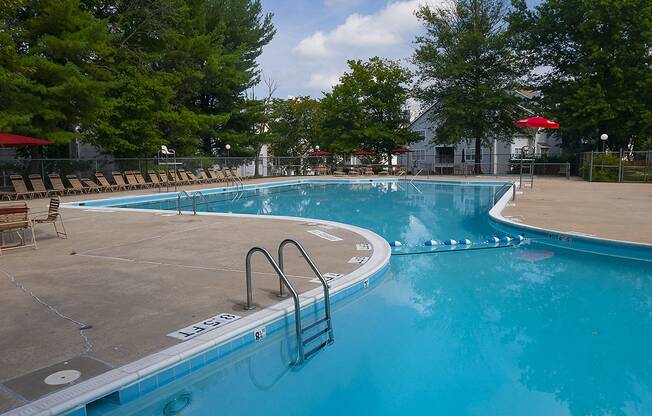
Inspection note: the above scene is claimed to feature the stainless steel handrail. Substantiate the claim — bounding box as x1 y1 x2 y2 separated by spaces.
177 191 191 214
244 247 304 365
177 190 206 215
191 191 206 215
277 239 334 345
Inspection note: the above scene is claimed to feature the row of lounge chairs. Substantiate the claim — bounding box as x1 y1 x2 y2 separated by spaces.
0 167 245 200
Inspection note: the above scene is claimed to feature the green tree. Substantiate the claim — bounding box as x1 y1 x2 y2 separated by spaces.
86 0 274 156
320 57 419 162
509 0 652 152
0 0 114 149
267 97 322 157
413 0 526 173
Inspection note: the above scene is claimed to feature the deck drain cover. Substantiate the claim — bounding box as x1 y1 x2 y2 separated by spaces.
44 369 81 385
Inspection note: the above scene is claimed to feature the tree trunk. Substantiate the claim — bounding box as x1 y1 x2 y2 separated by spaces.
474 138 482 174
254 143 262 177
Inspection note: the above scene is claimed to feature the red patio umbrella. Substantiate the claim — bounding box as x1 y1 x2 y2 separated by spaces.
308 150 332 157
352 150 373 156
514 116 560 129
390 146 412 153
0 132 53 147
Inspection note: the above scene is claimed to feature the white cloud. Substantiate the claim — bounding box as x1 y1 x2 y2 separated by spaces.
294 0 423 58
295 32 329 58
307 72 342 90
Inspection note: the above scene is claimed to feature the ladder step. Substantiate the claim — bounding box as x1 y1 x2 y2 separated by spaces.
304 340 328 360
302 317 328 332
303 327 329 346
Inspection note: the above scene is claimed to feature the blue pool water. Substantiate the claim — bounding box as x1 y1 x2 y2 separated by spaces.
95 181 652 415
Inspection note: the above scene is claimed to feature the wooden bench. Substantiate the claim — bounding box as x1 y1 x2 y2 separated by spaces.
0 202 37 254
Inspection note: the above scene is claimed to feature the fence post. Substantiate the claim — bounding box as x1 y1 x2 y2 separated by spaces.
618 148 623 182
589 151 593 182
566 162 570 179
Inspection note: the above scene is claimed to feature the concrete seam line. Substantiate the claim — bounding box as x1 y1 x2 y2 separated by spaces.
0 267 94 354
74 253 319 280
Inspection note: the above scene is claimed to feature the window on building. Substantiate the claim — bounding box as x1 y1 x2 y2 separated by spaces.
414 149 426 161
465 150 481 161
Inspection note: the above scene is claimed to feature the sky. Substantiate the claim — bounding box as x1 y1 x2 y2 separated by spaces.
256 0 541 100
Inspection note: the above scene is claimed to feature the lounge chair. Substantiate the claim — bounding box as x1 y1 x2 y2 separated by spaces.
112 171 133 190
81 178 102 193
363 167 374 175
185 170 203 184
124 171 141 189
134 171 151 189
348 168 360 176
32 196 67 239
0 201 37 254
29 174 55 197
229 168 245 182
148 171 162 188
222 168 234 182
207 168 221 182
333 168 346 176
177 169 193 185
48 173 74 194
95 172 118 192
169 170 184 186
198 169 211 183
10 175 39 199
157 171 172 187
66 175 86 194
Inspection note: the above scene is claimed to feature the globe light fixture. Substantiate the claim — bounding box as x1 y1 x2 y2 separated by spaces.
600 134 608 152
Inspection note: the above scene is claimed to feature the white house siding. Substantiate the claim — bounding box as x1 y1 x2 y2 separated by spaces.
403 106 561 175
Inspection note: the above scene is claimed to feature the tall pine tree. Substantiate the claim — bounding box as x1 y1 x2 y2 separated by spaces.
413 0 526 173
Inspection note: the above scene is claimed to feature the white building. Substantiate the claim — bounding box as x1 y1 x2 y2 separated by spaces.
400 91 562 175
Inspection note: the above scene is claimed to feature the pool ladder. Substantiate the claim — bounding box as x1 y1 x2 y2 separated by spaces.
177 191 206 215
244 239 334 366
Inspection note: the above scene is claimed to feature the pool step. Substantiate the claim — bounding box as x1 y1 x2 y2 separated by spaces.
302 326 330 346
302 317 328 332
304 340 329 360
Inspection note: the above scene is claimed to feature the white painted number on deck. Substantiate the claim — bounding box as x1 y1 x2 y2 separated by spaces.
307 229 343 242
310 272 344 283
348 256 369 265
356 243 372 251
167 313 241 340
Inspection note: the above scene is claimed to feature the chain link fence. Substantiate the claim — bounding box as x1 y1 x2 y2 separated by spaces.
581 151 652 182
1 153 578 192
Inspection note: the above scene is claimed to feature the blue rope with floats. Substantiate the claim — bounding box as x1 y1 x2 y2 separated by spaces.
390 234 526 256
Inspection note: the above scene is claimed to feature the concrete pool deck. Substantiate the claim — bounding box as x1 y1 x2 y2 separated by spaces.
1 174 650 413
0 180 381 412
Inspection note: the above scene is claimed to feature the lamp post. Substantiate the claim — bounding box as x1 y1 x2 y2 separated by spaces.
225 144 231 157
600 134 608 152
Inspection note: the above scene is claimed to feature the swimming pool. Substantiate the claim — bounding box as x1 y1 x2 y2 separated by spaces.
82 180 652 415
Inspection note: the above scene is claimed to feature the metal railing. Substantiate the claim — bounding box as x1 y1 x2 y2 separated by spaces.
0 153 579 193
244 240 334 365
176 190 206 215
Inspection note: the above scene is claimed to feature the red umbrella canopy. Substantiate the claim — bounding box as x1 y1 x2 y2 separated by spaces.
0 132 53 147
390 146 412 154
352 150 373 156
514 116 560 129
308 150 332 156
